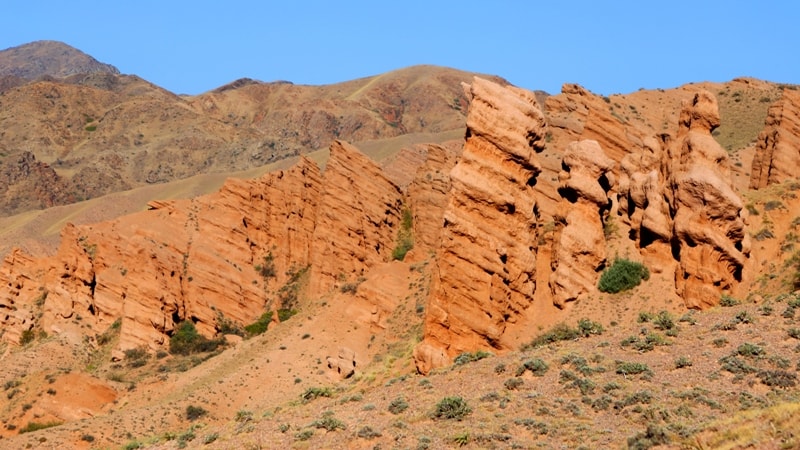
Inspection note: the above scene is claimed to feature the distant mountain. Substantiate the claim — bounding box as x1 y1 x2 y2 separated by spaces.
0 40 119 80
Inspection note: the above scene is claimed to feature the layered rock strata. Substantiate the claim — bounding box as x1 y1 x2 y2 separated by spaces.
749 89 800 189
0 140 404 351
549 140 614 306
414 77 546 374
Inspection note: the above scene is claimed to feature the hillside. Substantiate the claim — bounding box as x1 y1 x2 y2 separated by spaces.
1 42 800 450
0 40 501 216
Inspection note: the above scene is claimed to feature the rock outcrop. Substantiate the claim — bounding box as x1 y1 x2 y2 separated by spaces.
617 136 673 249
749 89 800 189
0 140 407 351
407 144 459 252
0 151 75 213
669 91 750 308
414 77 546 374
549 140 614 306
308 140 404 294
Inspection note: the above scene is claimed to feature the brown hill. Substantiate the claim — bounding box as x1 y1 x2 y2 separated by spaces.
0 51 501 216
0 40 120 80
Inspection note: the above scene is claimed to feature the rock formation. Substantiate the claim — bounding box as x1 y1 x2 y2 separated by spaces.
407 144 459 252
308 140 404 294
414 77 546 374
0 140 407 351
749 89 800 189
669 91 750 308
549 140 615 306
617 135 673 249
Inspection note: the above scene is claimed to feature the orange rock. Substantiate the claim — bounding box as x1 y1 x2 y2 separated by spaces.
669 91 751 308
308 140 404 295
749 89 800 189
549 140 615 306
407 144 459 252
414 77 546 373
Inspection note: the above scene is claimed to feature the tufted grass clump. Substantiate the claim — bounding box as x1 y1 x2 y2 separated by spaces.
432 396 472 421
169 321 225 355
598 258 649 293
453 350 492 366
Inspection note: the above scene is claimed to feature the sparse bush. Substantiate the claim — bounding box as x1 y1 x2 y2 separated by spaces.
504 378 524 390
388 397 409 414
392 208 414 261
516 358 549 377
616 361 652 377
757 370 797 388
627 424 669 450
169 321 225 355
522 323 580 349
312 415 346 432
254 252 276 279
295 429 313 441
432 396 471 420
452 432 470 446
653 311 675 331
357 426 381 439
598 258 649 293
186 405 208 421
80 434 95 442
577 318 604 336
675 356 693 369
737 342 765 357
244 311 273 336
19 328 35 345
719 355 757 374
277 308 297 322
453 350 492 366
19 421 62 433
719 295 740 307
301 386 332 402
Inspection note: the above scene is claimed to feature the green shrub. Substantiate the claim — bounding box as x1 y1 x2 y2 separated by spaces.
19 328 35 345
653 311 676 331
301 386 332 402
719 295 740 307
277 308 297 322
244 311 273 336
675 356 693 369
186 405 208 421
577 318 604 337
392 208 414 261
616 361 652 377
522 323 580 349
19 421 62 433
388 397 409 414
432 396 471 420
598 258 649 293
757 370 797 388
515 358 549 377
453 350 492 366
255 252 276 279
312 415 346 431
357 426 381 439
169 321 225 355
627 424 669 450
504 377 524 390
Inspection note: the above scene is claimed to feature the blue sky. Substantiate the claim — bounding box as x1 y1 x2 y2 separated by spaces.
2 1 797 96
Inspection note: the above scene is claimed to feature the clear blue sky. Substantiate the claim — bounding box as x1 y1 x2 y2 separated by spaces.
2 1 797 96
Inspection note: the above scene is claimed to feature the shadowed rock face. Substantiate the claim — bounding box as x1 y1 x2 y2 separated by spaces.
669 91 750 308
549 140 615 307
749 89 800 189
0 140 407 352
413 77 546 374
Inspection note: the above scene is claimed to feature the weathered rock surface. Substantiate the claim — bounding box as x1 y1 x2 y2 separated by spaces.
407 144 459 252
549 140 614 306
617 136 673 248
669 91 750 308
414 77 546 373
0 151 75 212
749 89 800 189
308 140 404 294
0 141 406 351
326 347 357 379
